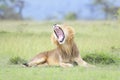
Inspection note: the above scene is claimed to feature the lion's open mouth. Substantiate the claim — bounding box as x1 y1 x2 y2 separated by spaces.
53 24 65 44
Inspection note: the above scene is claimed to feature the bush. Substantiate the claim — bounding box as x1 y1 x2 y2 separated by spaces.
64 12 78 20
9 56 26 65
117 9 120 20
83 53 120 65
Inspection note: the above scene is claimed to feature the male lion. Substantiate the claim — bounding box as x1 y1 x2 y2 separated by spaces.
23 24 92 67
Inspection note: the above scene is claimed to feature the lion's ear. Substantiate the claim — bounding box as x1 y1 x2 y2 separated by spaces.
68 33 74 42
66 26 75 43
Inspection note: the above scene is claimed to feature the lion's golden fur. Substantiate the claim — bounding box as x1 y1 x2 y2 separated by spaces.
51 25 74 55
24 24 92 67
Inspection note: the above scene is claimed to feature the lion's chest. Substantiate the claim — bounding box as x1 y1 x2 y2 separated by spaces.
59 43 78 63
60 50 75 63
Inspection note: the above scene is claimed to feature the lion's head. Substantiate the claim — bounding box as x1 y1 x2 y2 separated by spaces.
52 24 74 46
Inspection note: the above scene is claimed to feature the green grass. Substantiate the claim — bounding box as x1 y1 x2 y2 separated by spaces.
0 21 120 80
0 66 120 80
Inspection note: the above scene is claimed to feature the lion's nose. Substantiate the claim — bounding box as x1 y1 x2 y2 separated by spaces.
53 24 59 29
53 24 58 28
53 24 56 28
54 24 57 26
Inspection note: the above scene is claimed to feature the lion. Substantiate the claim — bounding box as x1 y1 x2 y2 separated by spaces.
23 24 92 67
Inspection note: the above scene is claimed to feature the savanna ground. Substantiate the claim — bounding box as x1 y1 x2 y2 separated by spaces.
0 21 120 80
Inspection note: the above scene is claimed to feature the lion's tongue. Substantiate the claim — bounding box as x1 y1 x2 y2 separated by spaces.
58 35 63 42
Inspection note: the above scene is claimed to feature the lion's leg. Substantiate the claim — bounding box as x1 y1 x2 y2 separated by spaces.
23 57 47 67
74 57 93 67
74 57 95 67
59 62 73 68
37 63 48 67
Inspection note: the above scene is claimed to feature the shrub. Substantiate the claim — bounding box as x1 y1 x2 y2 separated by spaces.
83 53 120 65
64 12 77 20
117 9 120 20
9 56 26 65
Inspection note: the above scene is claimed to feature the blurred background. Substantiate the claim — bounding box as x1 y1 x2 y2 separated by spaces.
0 0 120 21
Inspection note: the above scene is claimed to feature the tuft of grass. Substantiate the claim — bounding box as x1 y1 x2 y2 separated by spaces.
0 31 9 34
83 53 120 65
9 56 27 65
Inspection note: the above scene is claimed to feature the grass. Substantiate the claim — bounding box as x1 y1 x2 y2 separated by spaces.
0 21 120 80
0 66 120 80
